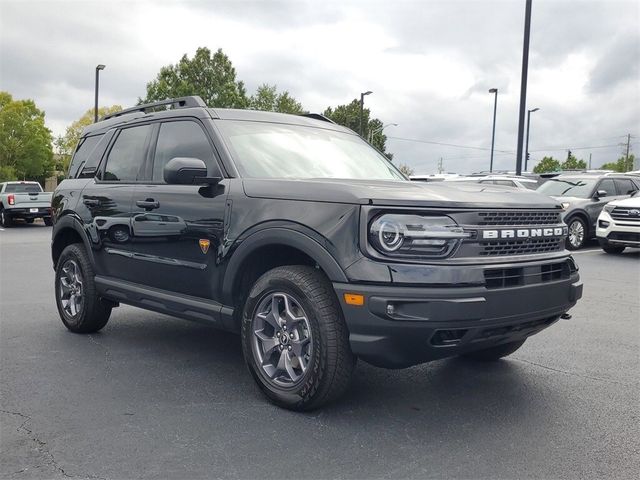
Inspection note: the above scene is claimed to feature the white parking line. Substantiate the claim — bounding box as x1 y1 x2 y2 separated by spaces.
571 248 602 254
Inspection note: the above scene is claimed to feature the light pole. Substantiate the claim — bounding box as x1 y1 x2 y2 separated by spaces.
489 88 498 172
524 107 539 172
369 123 398 143
359 91 372 136
515 0 533 176
94 64 105 123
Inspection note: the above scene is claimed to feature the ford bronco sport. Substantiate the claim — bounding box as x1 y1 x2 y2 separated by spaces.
51 96 583 410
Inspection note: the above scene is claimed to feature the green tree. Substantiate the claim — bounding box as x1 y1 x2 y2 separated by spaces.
57 105 122 156
600 154 635 172
561 154 587 170
398 164 414 176
0 91 53 181
249 84 304 114
533 156 561 173
323 99 393 159
140 47 248 108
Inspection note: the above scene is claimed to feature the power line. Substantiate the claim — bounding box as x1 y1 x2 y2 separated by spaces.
387 136 514 154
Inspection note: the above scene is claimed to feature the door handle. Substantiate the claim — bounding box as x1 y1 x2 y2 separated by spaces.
136 199 160 210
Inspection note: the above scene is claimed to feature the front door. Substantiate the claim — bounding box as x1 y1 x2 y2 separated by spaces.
128 119 228 299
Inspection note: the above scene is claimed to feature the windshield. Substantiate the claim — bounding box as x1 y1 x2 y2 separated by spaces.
536 177 597 198
4 183 42 193
216 120 406 180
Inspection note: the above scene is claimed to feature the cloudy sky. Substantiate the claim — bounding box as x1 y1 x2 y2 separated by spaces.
1 0 638 174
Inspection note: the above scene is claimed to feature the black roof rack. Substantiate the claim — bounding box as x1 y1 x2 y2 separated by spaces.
102 96 207 121
299 113 336 124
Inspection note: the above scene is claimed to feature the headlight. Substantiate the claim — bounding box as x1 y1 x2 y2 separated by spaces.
369 214 470 258
603 204 615 213
561 202 570 210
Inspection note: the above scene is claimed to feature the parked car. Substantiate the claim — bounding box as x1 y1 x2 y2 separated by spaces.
444 175 540 190
596 192 640 253
51 96 582 410
0 181 53 227
536 174 640 249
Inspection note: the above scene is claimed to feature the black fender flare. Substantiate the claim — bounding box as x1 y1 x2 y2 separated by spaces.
51 214 95 268
221 228 348 304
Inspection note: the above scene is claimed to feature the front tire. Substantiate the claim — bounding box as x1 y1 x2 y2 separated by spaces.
566 216 587 250
462 339 526 361
241 266 355 411
599 239 625 254
55 244 111 333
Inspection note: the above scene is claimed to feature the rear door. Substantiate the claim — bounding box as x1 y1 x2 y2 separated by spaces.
128 119 229 299
81 123 153 280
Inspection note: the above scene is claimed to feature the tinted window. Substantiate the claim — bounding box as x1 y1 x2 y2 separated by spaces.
614 178 638 195
152 121 216 182
104 125 152 181
537 177 597 198
216 121 405 180
4 183 42 193
68 134 103 178
598 179 616 196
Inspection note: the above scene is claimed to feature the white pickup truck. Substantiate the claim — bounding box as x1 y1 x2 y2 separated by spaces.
0 181 53 227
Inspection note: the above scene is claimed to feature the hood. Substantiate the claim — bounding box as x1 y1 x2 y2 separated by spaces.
550 196 585 204
606 196 640 208
243 178 562 209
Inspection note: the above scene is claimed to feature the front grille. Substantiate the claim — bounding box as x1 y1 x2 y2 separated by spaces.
480 237 564 256
611 207 640 223
477 210 561 226
484 260 571 289
609 232 640 242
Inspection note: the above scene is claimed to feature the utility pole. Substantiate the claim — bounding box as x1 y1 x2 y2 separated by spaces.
625 133 631 172
438 157 443 174
515 0 533 176
588 153 592 170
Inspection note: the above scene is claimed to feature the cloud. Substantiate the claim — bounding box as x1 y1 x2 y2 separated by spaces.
0 0 638 173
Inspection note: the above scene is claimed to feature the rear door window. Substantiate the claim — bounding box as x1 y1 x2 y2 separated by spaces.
103 125 152 181
614 178 638 195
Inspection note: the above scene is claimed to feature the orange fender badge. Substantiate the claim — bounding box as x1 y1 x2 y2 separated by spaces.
199 239 210 254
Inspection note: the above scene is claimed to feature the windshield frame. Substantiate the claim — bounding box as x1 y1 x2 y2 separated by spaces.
536 177 598 198
213 119 407 181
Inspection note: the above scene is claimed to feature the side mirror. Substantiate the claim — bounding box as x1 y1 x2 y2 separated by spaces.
163 157 209 185
595 189 608 198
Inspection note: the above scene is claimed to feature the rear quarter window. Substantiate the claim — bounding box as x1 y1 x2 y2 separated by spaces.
68 134 104 178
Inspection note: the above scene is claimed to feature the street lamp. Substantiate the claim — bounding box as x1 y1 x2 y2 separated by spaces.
524 107 540 172
359 91 373 136
94 64 106 123
369 123 398 143
488 88 498 172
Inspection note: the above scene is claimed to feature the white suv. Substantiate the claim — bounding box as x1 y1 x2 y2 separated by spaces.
596 193 640 253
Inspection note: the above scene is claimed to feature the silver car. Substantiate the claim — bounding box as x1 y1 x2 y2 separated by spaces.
536 174 640 249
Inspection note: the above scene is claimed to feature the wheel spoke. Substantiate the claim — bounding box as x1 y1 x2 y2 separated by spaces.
255 330 279 357
290 336 310 357
283 352 299 381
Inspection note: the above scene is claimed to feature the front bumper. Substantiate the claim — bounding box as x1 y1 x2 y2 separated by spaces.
333 272 582 368
596 211 640 247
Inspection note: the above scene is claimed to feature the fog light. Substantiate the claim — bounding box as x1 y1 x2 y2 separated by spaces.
599 220 610 228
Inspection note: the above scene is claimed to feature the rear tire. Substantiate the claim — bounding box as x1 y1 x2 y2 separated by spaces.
0 208 12 227
241 265 355 411
44 217 53 226
462 339 526 361
55 243 111 333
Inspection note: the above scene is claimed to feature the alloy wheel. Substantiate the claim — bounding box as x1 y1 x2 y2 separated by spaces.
568 220 585 248
251 292 313 387
59 259 84 318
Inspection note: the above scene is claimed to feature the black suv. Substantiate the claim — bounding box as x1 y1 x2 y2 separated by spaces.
52 96 583 410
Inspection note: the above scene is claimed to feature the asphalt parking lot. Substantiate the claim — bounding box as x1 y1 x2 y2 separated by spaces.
1 222 638 480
